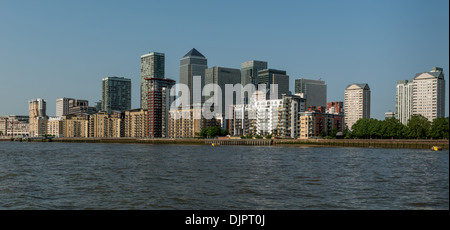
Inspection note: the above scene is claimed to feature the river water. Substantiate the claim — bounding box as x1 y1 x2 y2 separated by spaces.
0 142 448 210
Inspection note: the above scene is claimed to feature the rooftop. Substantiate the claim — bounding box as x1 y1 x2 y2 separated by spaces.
182 48 206 58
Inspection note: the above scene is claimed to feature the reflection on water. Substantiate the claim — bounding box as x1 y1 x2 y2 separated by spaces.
0 142 448 210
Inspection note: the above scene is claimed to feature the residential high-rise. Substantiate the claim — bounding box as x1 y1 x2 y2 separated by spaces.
395 80 413 125
204 66 241 115
102 77 131 114
411 67 446 122
47 116 63 137
145 78 176 138
141 52 165 110
179 48 208 106
344 83 371 130
124 109 148 137
294 78 327 108
257 69 290 100
90 111 123 138
300 106 344 139
277 94 307 138
396 67 445 124
29 98 48 137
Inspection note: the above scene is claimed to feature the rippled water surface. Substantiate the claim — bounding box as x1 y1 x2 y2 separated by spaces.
0 142 448 209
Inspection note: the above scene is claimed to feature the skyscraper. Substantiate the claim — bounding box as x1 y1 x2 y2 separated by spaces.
257 69 290 99
241 60 268 104
344 83 370 130
145 77 176 138
241 60 268 87
294 78 327 108
102 76 131 113
179 48 208 106
141 52 165 109
29 98 47 137
395 80 413 125
56 97 71 117
204 66 241 115
396 67 445 124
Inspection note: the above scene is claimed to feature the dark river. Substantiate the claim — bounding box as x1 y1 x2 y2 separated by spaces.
0 142 448 210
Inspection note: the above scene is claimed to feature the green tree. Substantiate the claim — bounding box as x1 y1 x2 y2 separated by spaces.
368 119 383 139
330 128 339 139
199 126 229 138
380 118 406 139
351 118 371 138
407 114 431 139
428 117 449 139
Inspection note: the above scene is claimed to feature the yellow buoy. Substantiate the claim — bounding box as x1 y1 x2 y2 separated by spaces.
432 146 442 151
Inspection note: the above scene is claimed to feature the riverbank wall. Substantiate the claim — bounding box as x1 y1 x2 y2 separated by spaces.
1 136 448 149
274 139 449 150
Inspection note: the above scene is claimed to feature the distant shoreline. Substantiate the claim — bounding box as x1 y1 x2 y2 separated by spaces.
1 137 448 150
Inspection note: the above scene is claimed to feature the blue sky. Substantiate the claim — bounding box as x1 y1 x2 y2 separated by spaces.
0 0 448 119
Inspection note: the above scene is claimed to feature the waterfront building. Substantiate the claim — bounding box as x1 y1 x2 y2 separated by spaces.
124 109 148 137
395 80 413 125
300 106 344 139
277 94 306 138
230 93 306 138
179 48 208 105
254 99 283 136
396 67 445 124
205 66 241 116
90 111 123 138
102 76 132 113
0 115 29 137
145 78 176 138
344 83 371 130
229 104 255 136
29 98 48 137
47 116 64 137
257 69 290 100
167 105 220 138
411 67 446 122
141 52 165 110
63 114 90 138
294 78 327 108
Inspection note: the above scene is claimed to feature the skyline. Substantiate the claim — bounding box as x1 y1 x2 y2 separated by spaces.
0 0 448 119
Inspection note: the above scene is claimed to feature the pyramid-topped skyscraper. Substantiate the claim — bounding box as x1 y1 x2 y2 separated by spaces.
179 48 208 106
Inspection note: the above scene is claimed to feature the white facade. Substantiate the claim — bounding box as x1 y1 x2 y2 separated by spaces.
254 99 282 136
344 83 371 130
396 67 445 124
395 80 414 125
411 67 445 122
56 97 71 117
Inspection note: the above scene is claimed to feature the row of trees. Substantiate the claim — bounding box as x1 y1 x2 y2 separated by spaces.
349 115 449 139
196 126 229 138
195 115 448 140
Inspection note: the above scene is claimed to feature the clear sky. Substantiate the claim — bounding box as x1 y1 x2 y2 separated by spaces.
0 0 448 119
